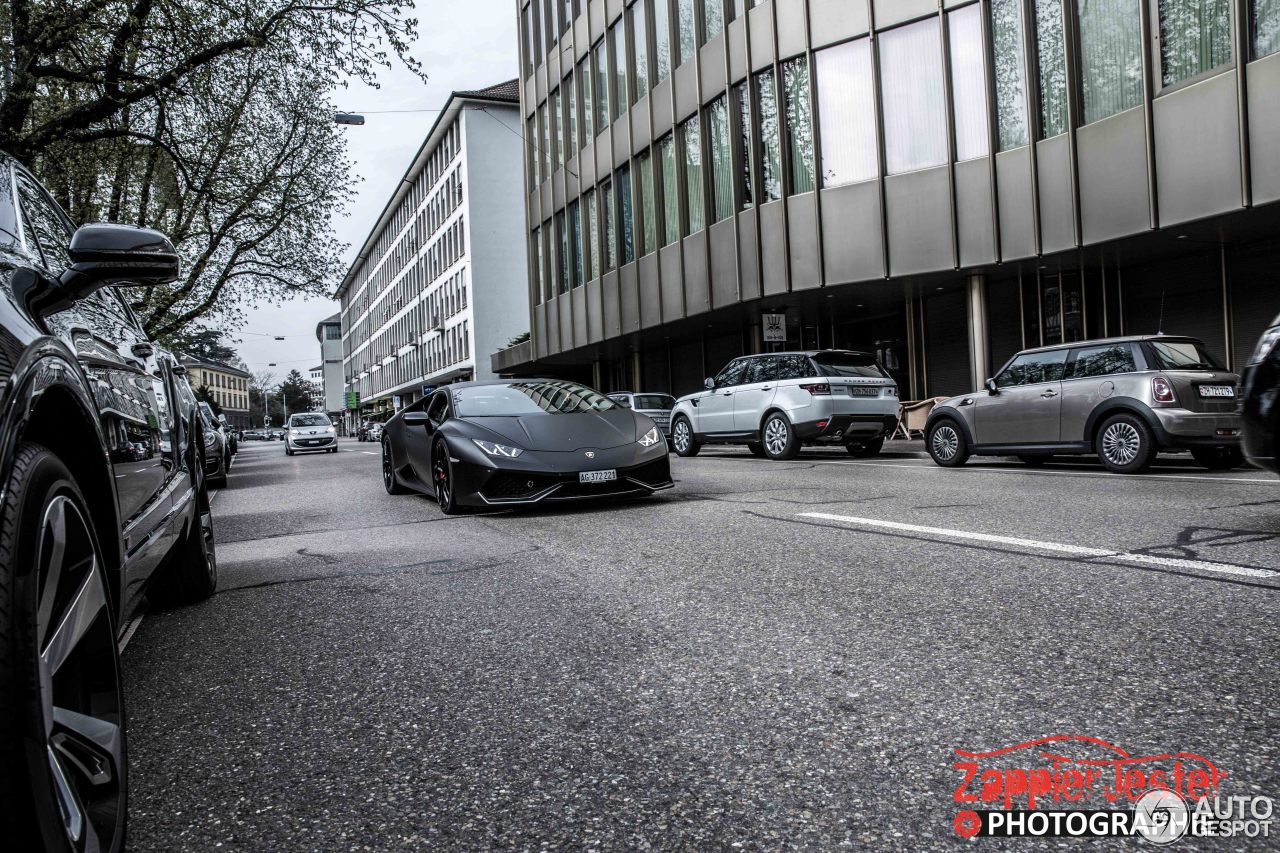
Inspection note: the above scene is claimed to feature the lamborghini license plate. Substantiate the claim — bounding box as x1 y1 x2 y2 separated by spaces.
579 469 617 484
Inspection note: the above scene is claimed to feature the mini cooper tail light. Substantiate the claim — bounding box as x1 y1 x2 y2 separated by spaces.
1152 376 1176 403
799 382 830 395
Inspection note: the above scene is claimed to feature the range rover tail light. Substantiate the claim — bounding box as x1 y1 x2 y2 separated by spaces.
799 382 830 395
1152 376 1176 403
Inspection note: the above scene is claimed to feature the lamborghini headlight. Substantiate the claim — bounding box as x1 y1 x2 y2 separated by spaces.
638 426 662 448
472 439 523 458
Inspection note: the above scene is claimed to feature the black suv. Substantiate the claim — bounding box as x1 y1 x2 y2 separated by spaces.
0 155 218 851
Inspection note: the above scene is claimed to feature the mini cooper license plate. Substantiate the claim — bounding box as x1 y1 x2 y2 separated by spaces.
848 386 880 397
1198 385 1235 398
579 469 617 484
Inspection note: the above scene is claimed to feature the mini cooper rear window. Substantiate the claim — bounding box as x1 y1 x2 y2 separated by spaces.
1146 340 1224 371
811 353 888 378
455 381 617 416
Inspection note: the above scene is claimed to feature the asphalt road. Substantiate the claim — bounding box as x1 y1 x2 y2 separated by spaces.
122 438 1280 850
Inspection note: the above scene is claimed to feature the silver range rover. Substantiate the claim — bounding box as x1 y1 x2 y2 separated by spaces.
925 336 1244 473
608 393 676 439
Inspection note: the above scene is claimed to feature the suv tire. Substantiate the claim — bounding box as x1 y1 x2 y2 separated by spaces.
927 419 970 467
1191 446 1245 471
746 441 766 458
761 413 800 460
846 437 885 458
671 417 700 457
1097 413 1155 474
0 444 128 852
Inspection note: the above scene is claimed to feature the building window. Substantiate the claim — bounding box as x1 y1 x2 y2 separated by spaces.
578 58 594 143
603 179 618 271
638 151 657 254
677 0 696 65
949 5 990 160
564 73 578 155
991 0 1030 149
586 190 600 279
631 1 650 103
681 114 705 234
658 134 681 244
611 22 629 118
1035 0 1068 138
552 88 564 169
879 18 947 174
594 40 611 130
1077 0 1142 123
707 95 733 222
533 226 546 302
782 56 814 195
755 69 782 202
569 200 584 287
526 116 538 183
562 0 575 35
734 82 755 208
654 0 672 81
544 0 557 47
704 0 723 43
539 102 552 179
816 39 877 186
617 164 635 263
1160 0 1232 85
523 2 540 76
556 211 568 294
1257 0 1280 57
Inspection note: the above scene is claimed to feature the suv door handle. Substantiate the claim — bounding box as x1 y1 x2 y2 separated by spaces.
1041 390 1058 398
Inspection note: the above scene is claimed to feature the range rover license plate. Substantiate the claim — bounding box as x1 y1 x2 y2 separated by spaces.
1198 385 1235 398
579 469 617 484
848 386 880 397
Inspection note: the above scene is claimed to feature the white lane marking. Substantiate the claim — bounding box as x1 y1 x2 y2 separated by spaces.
361 451 377 455
798 512 1278 580
117 612 144 652
209 490 220 504
799 458 1277 486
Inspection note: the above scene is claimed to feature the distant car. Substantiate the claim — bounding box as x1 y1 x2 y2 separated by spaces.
366 422 384 443
242 428 265 440
286 412 338 455
197 403 229 487
669 351 899 460
381 380 673 513
217 413 237 456
358 420 375 441
1241 314 1279 475
608 393 676 443
925 335 1244 473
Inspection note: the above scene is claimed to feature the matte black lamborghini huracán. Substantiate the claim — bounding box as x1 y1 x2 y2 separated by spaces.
381 380 674 513
0 154 219 852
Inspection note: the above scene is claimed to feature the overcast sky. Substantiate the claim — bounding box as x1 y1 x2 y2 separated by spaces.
234 1 517 380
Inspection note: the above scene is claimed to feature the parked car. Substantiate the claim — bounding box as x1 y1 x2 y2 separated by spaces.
0 154 217 852
197 402 230 487
925 335 1244 474
286 412 338 455
1241 314 1279 475
358 420 375 441
218 413 237 456
381 380 673 513
366 421 384 443
669 351 899 460
608 392 676 443
242 428 265 440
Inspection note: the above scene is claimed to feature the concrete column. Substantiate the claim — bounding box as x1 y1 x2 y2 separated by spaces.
630 352 643 392
966 273 989 389
592 359 603 391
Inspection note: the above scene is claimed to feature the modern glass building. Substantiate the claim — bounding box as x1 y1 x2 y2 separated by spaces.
498 0 1280 400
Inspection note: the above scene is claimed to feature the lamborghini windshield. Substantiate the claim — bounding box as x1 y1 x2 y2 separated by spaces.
454 381 618 416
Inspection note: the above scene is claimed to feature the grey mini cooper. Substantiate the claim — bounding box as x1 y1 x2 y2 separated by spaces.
925 336 1244 474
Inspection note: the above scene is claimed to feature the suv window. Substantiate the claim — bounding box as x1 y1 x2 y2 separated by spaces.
608 394 633 408
746 356 780 384
775 354 813 381
633 394 674 410
714 359 749 388
997 350 1068 387
16 174 72 273
1069 344 1136 378
811 352 888 378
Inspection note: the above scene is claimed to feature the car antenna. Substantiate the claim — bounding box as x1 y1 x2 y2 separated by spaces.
1156 291 1165 336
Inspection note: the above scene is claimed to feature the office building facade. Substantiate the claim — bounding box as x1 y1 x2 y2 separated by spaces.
500 0 1280 399
181 356 253 429
315 312 345 416
336 81 531 422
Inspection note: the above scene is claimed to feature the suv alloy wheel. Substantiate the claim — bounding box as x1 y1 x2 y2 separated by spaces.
671 417 700 457
761 413 800 460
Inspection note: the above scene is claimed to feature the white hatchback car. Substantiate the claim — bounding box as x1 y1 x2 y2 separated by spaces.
670 351 899 460
286 412 338 455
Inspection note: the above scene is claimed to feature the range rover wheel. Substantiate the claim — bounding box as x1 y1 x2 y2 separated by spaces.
927 419 970 467
746 441 766 458
0 443 127 852
382 440 409 495
1191 446 1245 471
671 417 700 458
761 413 800 460
846 437 885 458
1097 413 1155 474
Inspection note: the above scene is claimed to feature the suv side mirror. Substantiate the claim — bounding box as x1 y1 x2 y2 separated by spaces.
704 377 715 390
985 377 999 395
58 223 180 300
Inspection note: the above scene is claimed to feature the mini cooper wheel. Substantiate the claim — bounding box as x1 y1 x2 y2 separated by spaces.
928 420 970 467
845 437 885 458
671 417 700 457
432 440 464 514
761 413 800 460
382 440 409 495
0 444 127 853
1191 446 1245 471
1097 413 1155 473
